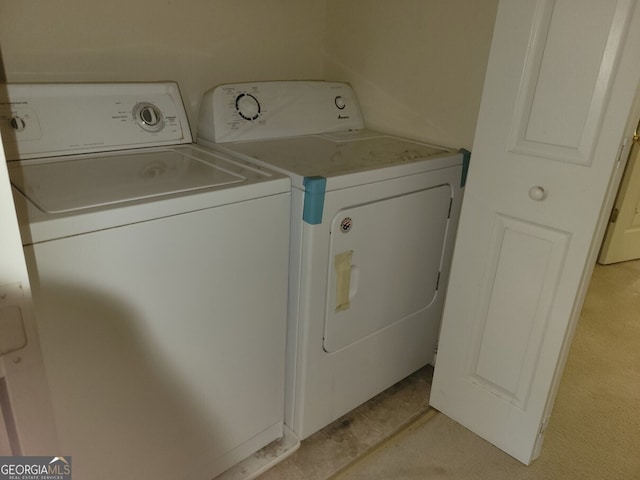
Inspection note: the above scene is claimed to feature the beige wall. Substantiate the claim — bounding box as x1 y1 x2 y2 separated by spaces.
0 0 326 128
324 0 498 149
0 0 497 148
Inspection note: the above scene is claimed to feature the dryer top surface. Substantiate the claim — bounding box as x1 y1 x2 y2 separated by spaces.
210 130 461 189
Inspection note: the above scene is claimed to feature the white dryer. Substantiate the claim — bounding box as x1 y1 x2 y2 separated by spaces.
2 83 291 479
197 81 468 439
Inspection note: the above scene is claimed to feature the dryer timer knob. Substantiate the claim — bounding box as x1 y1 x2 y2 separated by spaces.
235 93 261 121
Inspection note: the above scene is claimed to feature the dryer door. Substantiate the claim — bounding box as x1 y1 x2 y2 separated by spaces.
323 184 452 353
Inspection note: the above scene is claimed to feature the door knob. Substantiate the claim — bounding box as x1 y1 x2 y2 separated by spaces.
529 186 547 201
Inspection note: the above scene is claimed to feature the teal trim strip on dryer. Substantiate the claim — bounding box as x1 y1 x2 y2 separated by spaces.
302 176 327 224
459 148 471 187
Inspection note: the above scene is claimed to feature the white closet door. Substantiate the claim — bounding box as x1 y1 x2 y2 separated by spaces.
431 0 640 464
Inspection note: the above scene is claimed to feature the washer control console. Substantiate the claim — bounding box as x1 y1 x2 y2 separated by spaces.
197 81 365 143
1 82 192 160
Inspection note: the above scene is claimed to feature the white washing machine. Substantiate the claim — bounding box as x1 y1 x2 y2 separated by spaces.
2 82 291 480
197 81 468 439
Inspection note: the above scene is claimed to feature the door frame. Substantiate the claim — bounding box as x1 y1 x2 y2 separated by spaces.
0 130 59 454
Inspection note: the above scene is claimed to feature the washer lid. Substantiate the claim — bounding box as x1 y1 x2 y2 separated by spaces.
9 147 246 213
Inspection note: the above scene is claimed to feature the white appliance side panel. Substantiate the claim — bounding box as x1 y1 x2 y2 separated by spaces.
287 166 463 439
26 194 290 480
323 185 452 352
284 188 306 431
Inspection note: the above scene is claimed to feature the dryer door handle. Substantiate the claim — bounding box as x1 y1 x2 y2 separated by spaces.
335 250 355 312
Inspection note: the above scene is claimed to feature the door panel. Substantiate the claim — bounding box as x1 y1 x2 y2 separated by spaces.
470 215 570 410
509 0 629 165
431 0 640 465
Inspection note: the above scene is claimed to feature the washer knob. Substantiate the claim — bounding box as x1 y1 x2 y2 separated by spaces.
335 96 346 110
140 106 159 126
9 116 26 131
528 186 547 201
133 103 164 132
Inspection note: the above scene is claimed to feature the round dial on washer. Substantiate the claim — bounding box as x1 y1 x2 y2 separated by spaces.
235 93 261 121
133 102 164 132
9 116 26 131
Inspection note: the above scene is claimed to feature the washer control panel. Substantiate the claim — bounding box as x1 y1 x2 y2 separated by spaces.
197 81 365 143
1 82 192 160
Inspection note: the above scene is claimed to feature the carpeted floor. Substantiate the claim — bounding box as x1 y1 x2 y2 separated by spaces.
331 260 640 480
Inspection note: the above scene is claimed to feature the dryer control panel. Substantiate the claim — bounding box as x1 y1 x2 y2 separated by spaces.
198 81 365 144
1 82 192 160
